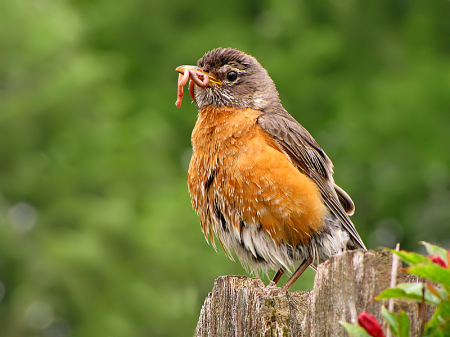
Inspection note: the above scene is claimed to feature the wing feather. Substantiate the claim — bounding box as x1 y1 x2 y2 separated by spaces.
257 112 366 250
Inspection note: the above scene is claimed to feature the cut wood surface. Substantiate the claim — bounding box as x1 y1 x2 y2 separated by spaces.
195 250 434 337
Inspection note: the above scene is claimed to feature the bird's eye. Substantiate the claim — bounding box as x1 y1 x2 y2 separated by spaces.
226 71 238 82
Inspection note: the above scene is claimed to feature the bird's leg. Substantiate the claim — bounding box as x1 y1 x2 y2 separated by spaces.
280 256 313 292
272 268 285 284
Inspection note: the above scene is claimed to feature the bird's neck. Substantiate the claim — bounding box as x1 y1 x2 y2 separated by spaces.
191 106 261 151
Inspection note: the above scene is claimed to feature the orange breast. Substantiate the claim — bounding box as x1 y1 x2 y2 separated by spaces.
188 106 327 250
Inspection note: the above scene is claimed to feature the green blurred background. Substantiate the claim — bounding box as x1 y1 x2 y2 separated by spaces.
1 0 449 336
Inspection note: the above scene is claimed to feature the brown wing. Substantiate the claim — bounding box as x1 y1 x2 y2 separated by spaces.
257 112 366 250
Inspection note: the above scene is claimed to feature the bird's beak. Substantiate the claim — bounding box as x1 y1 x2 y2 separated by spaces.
175 65 222 86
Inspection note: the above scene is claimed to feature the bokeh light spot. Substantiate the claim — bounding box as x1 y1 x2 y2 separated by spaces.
26 301 54 330
7 202 37 232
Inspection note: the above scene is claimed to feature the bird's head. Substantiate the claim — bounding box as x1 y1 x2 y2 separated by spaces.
176 48 283 112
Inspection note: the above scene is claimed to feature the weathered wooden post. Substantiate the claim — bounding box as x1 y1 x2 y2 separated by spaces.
195 250 434 337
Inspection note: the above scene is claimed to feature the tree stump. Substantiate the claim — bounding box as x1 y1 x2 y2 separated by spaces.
195 250 434 337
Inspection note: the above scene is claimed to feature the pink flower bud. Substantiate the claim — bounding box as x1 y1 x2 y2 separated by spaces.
358 312 385 337
428 254 447 268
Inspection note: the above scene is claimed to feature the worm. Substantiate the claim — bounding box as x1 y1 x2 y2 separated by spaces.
175 68 210 108
189 70 209 87
175 68 190 108
189 80 196 103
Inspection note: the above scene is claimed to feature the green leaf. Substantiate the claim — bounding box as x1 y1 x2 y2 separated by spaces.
397 311 410 337
339 321 373 337
381 307 411 337
439 299 450 317
388 249 428 266
376 287 411 300
382 306 399 335
406 264 450 288
397 283 441 304
427 282 449 301
424 300 450 337
375 283 441 306
420 241 448 262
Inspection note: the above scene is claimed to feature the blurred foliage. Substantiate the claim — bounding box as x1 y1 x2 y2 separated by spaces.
343 242 450 337
0 0 449 336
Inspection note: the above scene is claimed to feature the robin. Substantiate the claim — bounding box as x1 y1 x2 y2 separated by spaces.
175 48 366 291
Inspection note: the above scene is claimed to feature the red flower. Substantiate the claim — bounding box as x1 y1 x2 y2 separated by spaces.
358 312 385 337
428 254 447 268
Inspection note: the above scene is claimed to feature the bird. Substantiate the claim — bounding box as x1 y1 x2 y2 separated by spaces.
175 48 366 291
